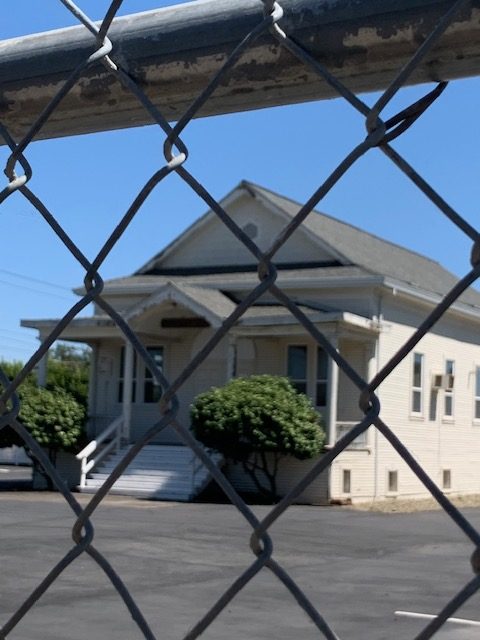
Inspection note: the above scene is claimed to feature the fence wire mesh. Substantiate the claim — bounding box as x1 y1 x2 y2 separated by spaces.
0 1 479 638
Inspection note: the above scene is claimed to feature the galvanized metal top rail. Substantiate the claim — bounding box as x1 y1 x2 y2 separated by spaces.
1 0 480 140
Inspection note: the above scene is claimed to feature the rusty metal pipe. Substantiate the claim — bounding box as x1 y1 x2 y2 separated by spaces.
0 0 479 141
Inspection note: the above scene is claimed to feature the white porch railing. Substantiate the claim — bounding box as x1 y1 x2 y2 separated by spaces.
76 415 123 488
335 421 368 449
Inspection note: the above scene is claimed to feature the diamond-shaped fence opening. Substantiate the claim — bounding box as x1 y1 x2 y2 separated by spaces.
1 1 480 638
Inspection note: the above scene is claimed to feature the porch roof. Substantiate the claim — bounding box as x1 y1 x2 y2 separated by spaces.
21 304 378 341
76 265 377 295
123 281 237 327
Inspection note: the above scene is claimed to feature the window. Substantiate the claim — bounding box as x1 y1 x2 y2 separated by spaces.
388 470 398 493
287 345 329 407
316 347 328 407
442 469 451 490
144 347 164 403
342 469 351 494
411 353 424 414
475 367 480 420
287 345 307 395
118 345 164 403
444 359 454 418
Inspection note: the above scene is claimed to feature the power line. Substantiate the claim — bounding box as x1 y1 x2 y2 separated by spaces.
0 334 37 347
0 328 37 338
0 278 73 301
0 269 72 292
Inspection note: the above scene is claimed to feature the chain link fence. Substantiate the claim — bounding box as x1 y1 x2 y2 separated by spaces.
0 1 479 638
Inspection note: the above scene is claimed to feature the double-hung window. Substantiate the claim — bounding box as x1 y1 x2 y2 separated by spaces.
287 345 307 395
287 345 328 408
475 367 480 421
143 347 164 403
443 359 454 418
118 345 164 403
411 352 424 415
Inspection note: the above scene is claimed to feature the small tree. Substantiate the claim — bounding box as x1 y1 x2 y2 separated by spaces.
190 375 325 502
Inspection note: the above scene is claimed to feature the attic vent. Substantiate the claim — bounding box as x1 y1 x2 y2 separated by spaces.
242 222 258 239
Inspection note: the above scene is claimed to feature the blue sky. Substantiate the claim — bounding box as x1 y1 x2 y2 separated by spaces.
0 0 479 362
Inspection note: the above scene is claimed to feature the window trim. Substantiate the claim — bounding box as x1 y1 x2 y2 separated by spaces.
474 365 480 424
117 343 165 405
387 469 399 495
286 343 329 409
442 469 452 491
411 352 424 417
442 358 454 421
342 469 351 494
143 346 165 404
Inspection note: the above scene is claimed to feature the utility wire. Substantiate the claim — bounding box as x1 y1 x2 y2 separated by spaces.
0 278 73 301
0 268 72 292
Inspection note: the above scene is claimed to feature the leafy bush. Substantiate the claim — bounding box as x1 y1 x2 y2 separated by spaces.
191 375 325 501
47 344 90 408
0 356 87 487
19 386 85 454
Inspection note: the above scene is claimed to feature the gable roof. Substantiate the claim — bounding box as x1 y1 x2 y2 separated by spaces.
124 282 236 327
242 181 480 308
114 180 480 311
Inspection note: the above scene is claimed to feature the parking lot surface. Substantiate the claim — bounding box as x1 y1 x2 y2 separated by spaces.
0 493 478 639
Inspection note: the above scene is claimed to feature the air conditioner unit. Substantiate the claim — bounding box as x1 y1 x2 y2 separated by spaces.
431 374 454 390
444 373 454 391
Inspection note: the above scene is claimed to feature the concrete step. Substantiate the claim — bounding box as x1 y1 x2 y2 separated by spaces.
90 472 209 484
80 486 194 501
80 444 223 501
87 478 197 490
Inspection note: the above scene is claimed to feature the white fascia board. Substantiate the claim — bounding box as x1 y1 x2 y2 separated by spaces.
90 274 385 297
383 277 480 322
240 310 379 332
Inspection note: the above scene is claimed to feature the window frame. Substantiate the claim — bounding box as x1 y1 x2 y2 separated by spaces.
143 346 165 404
443 359 454 420
286 343 329 409
286 345 308 397
117 344 165 404
411 352 424 416
474 366 480 423
387 470 399 494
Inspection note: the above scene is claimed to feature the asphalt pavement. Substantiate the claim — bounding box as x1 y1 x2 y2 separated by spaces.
0 493 478 640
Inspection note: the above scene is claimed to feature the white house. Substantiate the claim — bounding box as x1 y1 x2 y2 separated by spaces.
23 181 480 503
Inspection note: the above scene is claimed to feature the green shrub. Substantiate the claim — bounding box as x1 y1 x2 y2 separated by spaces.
0 358 87 488
19 386 85 454
191 375 325 501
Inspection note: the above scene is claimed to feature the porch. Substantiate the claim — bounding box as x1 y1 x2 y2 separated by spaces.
25 286 380 500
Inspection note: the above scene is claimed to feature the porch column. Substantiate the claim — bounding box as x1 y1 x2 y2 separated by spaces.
327 336 339 447
122 341 134 442
366 342 377 384
226 335 237 381
37 346 48 388
87 344 97 438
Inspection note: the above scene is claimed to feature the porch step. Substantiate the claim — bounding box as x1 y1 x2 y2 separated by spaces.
79 444 223 501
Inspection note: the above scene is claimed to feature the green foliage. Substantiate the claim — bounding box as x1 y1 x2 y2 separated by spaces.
47 344 90 408
0 360 33 449
191 375 325 501
0 352 87 458
18 385 85 453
